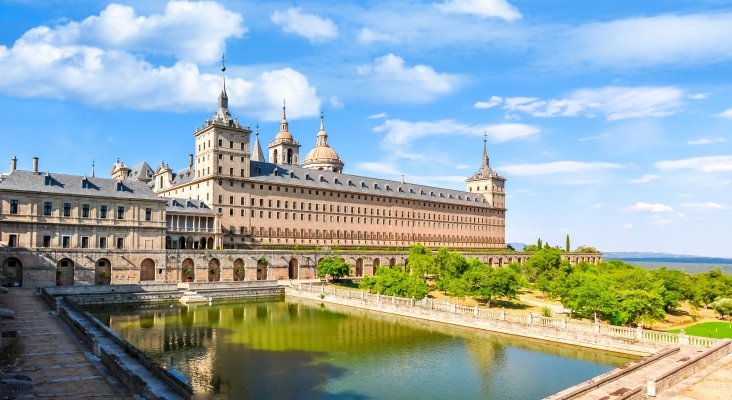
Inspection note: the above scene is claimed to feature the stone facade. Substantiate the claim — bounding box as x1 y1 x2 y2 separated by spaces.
0 246 602 288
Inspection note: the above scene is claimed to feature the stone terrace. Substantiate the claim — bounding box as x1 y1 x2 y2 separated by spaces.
0 288 131 399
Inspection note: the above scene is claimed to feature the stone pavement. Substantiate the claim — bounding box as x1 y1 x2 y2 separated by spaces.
0 288 131 399
660 351 732 400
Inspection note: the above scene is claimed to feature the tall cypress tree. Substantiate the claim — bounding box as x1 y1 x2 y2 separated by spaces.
566 234 570 252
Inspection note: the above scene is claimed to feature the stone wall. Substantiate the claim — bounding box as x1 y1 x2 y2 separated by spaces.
1 247 602 288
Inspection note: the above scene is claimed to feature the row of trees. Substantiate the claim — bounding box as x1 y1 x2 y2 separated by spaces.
524 248 732 325
316 245 732 326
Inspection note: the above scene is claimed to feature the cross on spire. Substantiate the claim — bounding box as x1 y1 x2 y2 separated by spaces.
221 53 226 72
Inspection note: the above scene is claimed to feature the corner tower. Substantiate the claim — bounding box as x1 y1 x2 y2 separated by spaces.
193 57 252 180
268 101 301 165
466 135 505 209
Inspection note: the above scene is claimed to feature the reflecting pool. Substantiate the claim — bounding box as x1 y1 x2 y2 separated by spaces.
90 298 635 399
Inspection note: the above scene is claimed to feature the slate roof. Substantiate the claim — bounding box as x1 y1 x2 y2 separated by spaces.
171 166 195 187
248 161 494 208
165 198 216 215
0 170 164 201
128 162 154 182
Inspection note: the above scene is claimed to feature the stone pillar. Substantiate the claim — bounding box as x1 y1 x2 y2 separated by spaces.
647 377 657 397
527 312 533 325
377 293 381 303
411 298 415 307
594 320 601 334
474 305 479 317
561 317 567 329
500 309 506 321
636 324 644 340
679 329 689 346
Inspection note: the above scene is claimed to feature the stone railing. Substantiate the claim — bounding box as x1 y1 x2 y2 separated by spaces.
647 339 732 396
288 283 719 354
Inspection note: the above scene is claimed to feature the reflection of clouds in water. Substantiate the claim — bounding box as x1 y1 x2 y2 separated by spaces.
94 299 635 399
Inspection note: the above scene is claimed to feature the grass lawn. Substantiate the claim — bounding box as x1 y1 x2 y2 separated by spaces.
666 321 732 339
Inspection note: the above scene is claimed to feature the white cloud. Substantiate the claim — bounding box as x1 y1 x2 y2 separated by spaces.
499 161 625 176
578 134 610 142
626 202 674 213
655 155 732 173
0 1 320 120
502 86 683 120
455 163 471 170
629 174 660 184
683 202 728 211
357 28 403 44
271 8 338 42
374 119 539 147
474 95 503 109
687 137 725 145
357 54 462 102
689 92 708 100
623 223 634 229
435 0 522 21
718 108 732 118
19 1 245 64
356 162 401 176
367 112 387 119
651 215 675 225
561 13 732 68
329 96 344 108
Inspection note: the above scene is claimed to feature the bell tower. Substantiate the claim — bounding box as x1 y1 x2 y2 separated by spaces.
466 134 505 209
268 101 301 166
193 55 252 180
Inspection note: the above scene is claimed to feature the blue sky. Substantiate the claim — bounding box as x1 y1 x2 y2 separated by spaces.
2 0 732 257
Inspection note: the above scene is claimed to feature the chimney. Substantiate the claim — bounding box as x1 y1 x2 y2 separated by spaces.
10 156 17 173
32 157 39 174
189 154 194 169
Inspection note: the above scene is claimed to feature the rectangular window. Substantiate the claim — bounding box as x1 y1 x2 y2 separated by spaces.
100 205 108 219
42 235 51 247
145 208 152 221
63 202 71 217
82 204 90 218
99 237 107 249
8 234 17 248
81 236 89 249
9 199 18 214
116 237 124 249
62 236 70 248
117 206 125 219
43 201 52 216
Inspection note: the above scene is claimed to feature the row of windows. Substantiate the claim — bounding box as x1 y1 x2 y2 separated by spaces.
4 200 153 221
246 227 500 243
239 209 501 230
5 234 125 249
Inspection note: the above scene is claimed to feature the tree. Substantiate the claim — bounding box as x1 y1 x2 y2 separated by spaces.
407 243 435 278
576 245 599 253
712 298 732 318
523 244 538 252
359 267 428 299
537 238 543 250
522 248 564 284
560 272 616 321
565 234 570 252
317 257 351 282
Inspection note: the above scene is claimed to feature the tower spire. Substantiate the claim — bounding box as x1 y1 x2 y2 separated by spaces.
218 53 228 111
280 99 289 132
482 131 489 168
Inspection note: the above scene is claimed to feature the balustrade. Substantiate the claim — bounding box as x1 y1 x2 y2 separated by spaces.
294 283 718 349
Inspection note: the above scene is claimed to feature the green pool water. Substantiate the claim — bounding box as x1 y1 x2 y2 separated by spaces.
90 298 635 399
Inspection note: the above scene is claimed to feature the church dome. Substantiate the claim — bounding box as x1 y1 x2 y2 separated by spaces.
301 113 344 173
303 145 342 164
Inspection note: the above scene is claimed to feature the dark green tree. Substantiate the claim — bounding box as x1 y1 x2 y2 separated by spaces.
317 257 351 282
565 234 570 252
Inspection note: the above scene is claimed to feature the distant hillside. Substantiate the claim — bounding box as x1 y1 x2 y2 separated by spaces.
604 252 732 265
508 242 526 251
